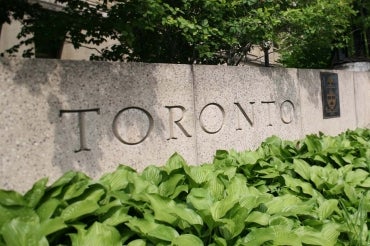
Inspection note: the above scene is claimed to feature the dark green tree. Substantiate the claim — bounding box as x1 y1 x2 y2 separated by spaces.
349 0 370 58
1 0 364 68
276 0 357 68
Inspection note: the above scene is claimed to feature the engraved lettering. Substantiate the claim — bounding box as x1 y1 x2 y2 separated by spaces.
234 102 255 130
59 108 100 152
165 106 192 140
280 100 295 124
112 107 154 145
261 101 275 126
199 103 225 134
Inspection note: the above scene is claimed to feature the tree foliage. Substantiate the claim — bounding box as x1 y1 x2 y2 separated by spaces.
277 0 356 68
350 0 370 58
0 0 365 68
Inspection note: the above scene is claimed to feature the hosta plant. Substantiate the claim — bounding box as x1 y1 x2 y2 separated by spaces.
0 128 369 245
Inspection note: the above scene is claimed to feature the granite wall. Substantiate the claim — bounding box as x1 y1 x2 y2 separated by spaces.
1 59 369 191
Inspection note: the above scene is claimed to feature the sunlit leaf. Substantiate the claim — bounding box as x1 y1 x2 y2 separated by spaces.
1 215 48 246
141 165 163 186
0 190 26 206
69 222 122 246
102 206 131 226
245 211 270 226
24 177 48 208
126 217 179 242
127 239 147 246
61 200 99 221
317 199 338 221
165 153 187 174
100 165 135 191
293 159 311 180
36 198 61 221
171 234 203 246
158 174 185 197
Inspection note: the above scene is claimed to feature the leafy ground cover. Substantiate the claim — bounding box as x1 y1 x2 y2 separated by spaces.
0 128 369 246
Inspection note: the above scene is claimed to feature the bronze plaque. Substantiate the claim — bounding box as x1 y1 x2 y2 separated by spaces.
321 72 340 118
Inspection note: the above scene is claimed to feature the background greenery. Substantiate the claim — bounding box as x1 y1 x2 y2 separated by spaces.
1 0 369 68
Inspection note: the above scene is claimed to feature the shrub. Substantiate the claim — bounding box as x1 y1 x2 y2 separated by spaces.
0 128 369 245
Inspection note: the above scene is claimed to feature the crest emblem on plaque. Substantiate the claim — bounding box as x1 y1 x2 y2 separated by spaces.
321 72 340 118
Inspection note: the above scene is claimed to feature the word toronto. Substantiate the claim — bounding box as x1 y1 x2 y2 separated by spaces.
60 99 295 152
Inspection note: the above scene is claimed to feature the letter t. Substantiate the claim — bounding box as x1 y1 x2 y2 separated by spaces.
59 108 100 152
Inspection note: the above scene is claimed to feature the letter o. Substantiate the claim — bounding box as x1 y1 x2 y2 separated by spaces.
280 100 295 124
112 107 154 145
199 103 225 134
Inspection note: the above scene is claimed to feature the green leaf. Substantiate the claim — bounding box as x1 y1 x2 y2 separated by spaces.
212 236 227 246
145 194 177 224
103 207 131 226
36 198 60 221
342 153 355 164
95 198 122 215
187 188 213 211
304 135 321 153
345 169 369 186
283 174 316 196
245 211 270 226
129 174 158 196
185 164 213 184
126 216 179 242
24 177 48 208
344 184 358 204
0 190 26 206
237 150 260 165
158 174 185 197
141 165 163 186
69 222 122 246
220 204 250 239
330 154 344 167
164 153 187 174
210 197 237 221
100 165 135 191
38 217 67 236
240 225 301 246
48 171 90 199
317 199 338 220
1 215 48 246
147 194 203 227
61 200 99 221
206 175 225 200
0 205 35 229
171 234 203 246
219 213 247 240
296 223 340 246
49 170 78 189
226 174 248 199
170 185 188 199
265 195 304 215
293 159 311 180
63 179 90 200
127 239 147 246
79 185 106 203
310 166 325 189
360 177 370 187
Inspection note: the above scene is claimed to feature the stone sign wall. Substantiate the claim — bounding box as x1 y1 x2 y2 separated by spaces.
1 58 369 191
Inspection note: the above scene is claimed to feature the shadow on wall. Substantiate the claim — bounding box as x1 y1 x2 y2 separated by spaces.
297 69 321 108
11 59 165 179
258 66 300 106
